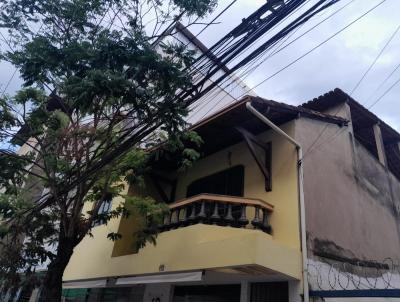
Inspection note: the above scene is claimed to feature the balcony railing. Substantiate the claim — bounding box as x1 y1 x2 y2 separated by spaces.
159 194 273 234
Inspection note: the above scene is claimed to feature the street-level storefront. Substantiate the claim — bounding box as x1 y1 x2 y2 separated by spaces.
62 269 298 301
62 281 292 302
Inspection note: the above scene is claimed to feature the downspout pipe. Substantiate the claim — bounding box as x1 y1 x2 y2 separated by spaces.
246 102 309 302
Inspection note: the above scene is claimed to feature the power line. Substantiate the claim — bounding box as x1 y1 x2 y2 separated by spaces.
206 0 387 158
300 1 394 157
195 0 238 38
303 72 400 159
232 0 387 158
242 0 388 99
299 0 392 158
190 2 312 119
207 0 313 78
0 29 19 99
0 31 13 51
181 0 333 105
239 0 356 81
368 75 400 109
191 0 343 121
0 69 17 97
192 0 357 121
304 63 400 159
186 0 311 120
207 0 384 123
364 59 400 107
350 22 400 96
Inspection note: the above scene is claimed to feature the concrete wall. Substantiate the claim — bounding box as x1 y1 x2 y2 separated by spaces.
294 103 400 262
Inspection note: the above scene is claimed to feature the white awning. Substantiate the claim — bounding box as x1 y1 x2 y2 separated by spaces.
63 279 107 289
116 271 203 285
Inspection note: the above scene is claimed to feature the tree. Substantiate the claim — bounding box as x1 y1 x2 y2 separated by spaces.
0 0 215 300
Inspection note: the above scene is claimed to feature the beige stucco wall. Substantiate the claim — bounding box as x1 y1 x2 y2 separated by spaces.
64 120 302 281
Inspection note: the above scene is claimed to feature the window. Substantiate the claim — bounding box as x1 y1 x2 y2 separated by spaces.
92 194 113 227
63 287 145 302
62 288 89 302
186 165 245 197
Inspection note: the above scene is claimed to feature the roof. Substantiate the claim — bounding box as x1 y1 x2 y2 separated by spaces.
151 95 348 170
301 88 400 180
302 88 400 144
193 95 348 130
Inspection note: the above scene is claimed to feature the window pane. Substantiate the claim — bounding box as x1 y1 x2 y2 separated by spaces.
95 287 144 302
92 196 113 227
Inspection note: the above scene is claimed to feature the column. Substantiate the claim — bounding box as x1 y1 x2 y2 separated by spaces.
240 281 250 302
143 284 172 302
29 289 41 302
373 123 387 166
288 280 302 302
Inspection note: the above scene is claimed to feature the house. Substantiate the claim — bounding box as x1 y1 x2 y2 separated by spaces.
62 88 400 302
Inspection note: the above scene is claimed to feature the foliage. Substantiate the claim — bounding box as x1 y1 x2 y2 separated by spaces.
0 0 215 299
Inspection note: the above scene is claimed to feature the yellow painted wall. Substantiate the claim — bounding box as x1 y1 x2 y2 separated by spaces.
64 120 301 281
64 224 302 281
173 122 300 250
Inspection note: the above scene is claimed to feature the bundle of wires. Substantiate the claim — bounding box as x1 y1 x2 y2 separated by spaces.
177 0 342 108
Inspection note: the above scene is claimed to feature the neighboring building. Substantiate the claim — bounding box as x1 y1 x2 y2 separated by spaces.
62 88 400 301
301 89 400 301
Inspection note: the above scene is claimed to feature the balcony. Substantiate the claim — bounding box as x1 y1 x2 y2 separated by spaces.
159 194 273 234
64 193 303 282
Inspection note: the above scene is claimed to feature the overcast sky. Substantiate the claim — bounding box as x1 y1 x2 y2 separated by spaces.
1 0 399 130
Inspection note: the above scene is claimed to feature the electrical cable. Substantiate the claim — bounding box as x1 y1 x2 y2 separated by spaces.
186 0 317 119
193 0 390 159
238 0 356 83
1 69 17 98
368 75 400 109
196 0 383 123
194 0 238 39
301 0 392 158
190 1 313 117
184 0 315 83
303 71 400 159
185 0 341 119
242 0 388 99
191 0 357 121
364 60 400 107
350 22 400 96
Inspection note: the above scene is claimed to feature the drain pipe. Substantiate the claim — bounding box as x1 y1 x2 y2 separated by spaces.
246 102 309 302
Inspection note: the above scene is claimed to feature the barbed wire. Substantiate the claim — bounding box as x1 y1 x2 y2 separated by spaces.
308 257 400 291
